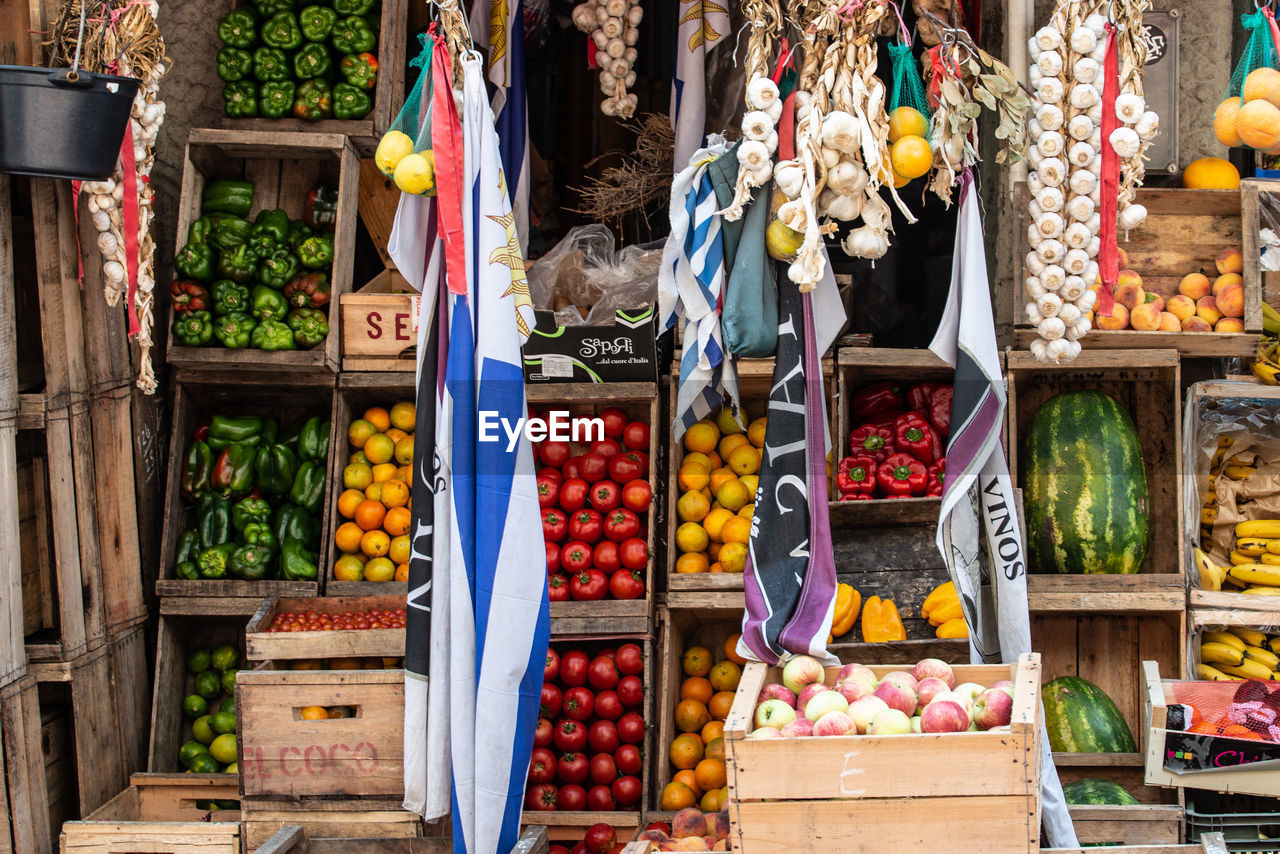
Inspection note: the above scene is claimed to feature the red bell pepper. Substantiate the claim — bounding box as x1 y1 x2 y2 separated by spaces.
170 280 210 313
877 452 927 497
860 409 908 428
930 385 954 437
927 457 946 497
906 382 942 414
893 412 941 465
843 493 874 500
849 382 903 421
836 455 877 497
847 424 896 464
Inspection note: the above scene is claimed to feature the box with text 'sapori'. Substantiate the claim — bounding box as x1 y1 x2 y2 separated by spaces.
522 306 658 384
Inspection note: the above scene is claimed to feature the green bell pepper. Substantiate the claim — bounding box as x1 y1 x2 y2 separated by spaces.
260 81 296 118
286 307 329 349
187 216 214 245
202 180 255 217
299 5 337 41
232 496 273 532
208 415 264 449
294 42 332 79
217 47 253 82
273 502 319 550
252 208 290 244
177 529 199 565
331 15 376 53
211 280 250 316
297 234 334 269
174 242 215 282
182 441 214 499
197 544 238 580
332 82 372 120
298 416 330 462
223 81 259 117
212 444 257 495
261 11 303 49
293 79 332 121
170 280 211 314
174 310 214 346
254 443 299 494
250 284 289 321
175 561 200 580
284 272 330 308
281 538 319 581
258 248 300 289
333 0 375 14
339 52 378 90
217 8 258 49
197 493 232 549
229 544 274 581
252 0 295 14
289 460 326 513
242 521 279 552
252 320 296 350
217 245 258 283
286 220 313 249
208 217 252 251
261 418 280 446
252 46 290 82
213 312 256 349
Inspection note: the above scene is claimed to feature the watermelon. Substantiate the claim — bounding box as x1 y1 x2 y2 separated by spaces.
1021 391 1150 574
1061 778 1140 805
1042 676 1138 753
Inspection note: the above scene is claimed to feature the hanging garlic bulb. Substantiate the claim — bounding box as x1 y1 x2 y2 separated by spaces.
1067 115 1094 141
574 0 642 118
1115 93 1145 123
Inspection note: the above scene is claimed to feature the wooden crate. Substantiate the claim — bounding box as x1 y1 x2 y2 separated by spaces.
237 665 404 799
217 0 407 148
246 595 406 662
338 271 418 372
166 129 359 374
520 813 643 845
106 621 151 777
723 655 1042 854
251 825 549 854
1 675 53 854
1012 185 1257 357
146 602 256 775
241 797 421 850
1066 803 1184 848
0 171 20 692
155 376 336 599
58 773 241 854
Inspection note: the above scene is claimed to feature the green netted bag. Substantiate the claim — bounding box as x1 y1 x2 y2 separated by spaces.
887 41 932 131
1228 10 1279 99
374 33 435 189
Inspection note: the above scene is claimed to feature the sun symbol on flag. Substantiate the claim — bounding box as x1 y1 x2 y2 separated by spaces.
488 0 509 76
488 170 533 338
680 0 727 51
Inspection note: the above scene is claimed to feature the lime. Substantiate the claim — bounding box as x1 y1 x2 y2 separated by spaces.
211 645 239 672
211 711 236 735
188 753 221 774
182 694 208 719
219 698 236 715
186 648 211 674
209 733 238 765
208 802 222 811
221 669 239 696
192 715 215 746
194 670 221 699
179 741 210 769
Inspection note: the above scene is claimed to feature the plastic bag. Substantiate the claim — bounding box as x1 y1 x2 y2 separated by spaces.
527 225 661 326
888 41 932 127
374 33 436 194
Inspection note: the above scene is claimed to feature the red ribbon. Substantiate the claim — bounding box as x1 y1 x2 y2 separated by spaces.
773 40 796 161
1096 23 1121 317
926 45 947 109
429 36 467 296
1266 7 1280 58
119 122 142 335
70 179 85 284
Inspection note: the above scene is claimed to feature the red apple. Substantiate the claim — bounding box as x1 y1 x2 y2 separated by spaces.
757 682 797 708
911 658 956 689
836 673 877 704
847 695 889 734
779 717 815 738
813 710 856 736
881 670 919 692
873 680 918 717
835 663 877 685
804 690 849 722
747 726 783 739
795 683 828 714
916 676 951 708
781 655 825 695
974 686 1014 730
921 699 971 733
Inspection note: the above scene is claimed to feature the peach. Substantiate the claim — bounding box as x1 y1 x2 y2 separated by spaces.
1214 272 1244 295
1129 301 1161 331
673 808 709 839
1216 317 1246 333
1167 294 1196 321
1157 311 1182 332
1217 284 1245 318
1179 273 1212 300
714 811 730 841
702 837 717 850
639 830 671 844
1197 295 1223 325
712 842 728 852
674 838 708 851
1114 282 1145 311
1116 246 1130 269
1144 292 1165 312
1182 316 1213 332
659 843 678 852
1095 304 1130 330
1217 248 1244 275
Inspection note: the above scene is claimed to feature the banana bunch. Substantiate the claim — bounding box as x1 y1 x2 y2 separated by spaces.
1265 303 1280 335
1220 521 1280 594
1200 437 1235 542
922 581 968 639
1200 627 1280 681
1254 335 1280 385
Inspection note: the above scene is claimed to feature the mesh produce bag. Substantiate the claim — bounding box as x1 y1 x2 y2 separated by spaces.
374 33 435 190
1170 678 1280 743
1228 10 1280 98
888 41 933 126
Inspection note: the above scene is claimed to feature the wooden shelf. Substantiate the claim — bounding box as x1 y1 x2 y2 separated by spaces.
1028 575 1186 613
1051 752 1144 768
550 601 652 637
1190 589 1280 611
828 496 940 528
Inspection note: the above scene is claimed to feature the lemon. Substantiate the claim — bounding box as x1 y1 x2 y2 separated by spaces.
375 131 415 178
887 107 929 143
394 151 437 196
766 218 804 261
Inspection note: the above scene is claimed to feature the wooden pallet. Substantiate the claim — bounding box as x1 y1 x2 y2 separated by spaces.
1067 803 1183 848
58 773 241 854
165 129 360 374
1 675 52 854
246 594 406 662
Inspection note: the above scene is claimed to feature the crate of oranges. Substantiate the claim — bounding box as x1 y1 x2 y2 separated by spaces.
326 378 416 594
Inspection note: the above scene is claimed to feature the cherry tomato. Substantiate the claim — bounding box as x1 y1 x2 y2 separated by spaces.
556 751 589 785
603 508 640 543
534 717 553 748
608 451 645 484
622 421 649 451
614 743 642 776
568 509 603 544
614 643 643 676
611 775 641 807
563 686 595 722
526 782 558 810
588 753 617 786
608 569 644 600
539 441 570 469
555 784 586 811
590 438 621 458
593 540 620 573
621 479 652 514
528 747 557 784
559 478 589 513
616 712 644 744
586 784 615 812
617 675 643 707
548 573 570 602
561 541 593 575
553 718 588 753
599 407 628 439
569 568 608 601
587 719 620 753
537 473 560 509
540 682 562 718
542 509 568 543
560 650 589 686
619 537 648 571
578 452 608 484
593 690 623 720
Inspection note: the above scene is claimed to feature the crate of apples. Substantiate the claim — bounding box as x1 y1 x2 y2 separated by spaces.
333 402 416 583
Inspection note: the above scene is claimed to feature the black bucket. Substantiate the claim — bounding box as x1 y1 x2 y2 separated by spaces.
0 65 140 181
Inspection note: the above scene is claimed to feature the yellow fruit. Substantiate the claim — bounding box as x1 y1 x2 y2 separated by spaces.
363 434 395 465
890 135 933 180
363 407 391 432
337 488 364 519
372 462 398 483
300 706 329 720
343 462 373 491
738 503 754 518
1215 97 1244 147
765 218 804 261
678 464 710 492
888 106 929 143
390 401 416 431
394 436 414 465
384 428 408 444
715 406 747 435
375 131 414 177
677 490 711 523
721 515 751 544
389 535 411 565
747 418 767 448
364 482 383 504
739 474 759 497
727 444 760 476
684 421 720 454
683 452 712 472
719 432 749 461
1244 67 1280 107
703 507 734 542
1237 99 1280 150
393 151 437 196
708 467 736 495
718 541 747 573
361 529 390 558
379 478 410 508
1182 156 1241 189
332 554 365 582
676 522 710 554
334 522 364 553
676 552 710 574
363 557 396 582
709 661 742 692
716 478 751 512
348 419 378 449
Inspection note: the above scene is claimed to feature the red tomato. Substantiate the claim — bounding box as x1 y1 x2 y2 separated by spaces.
534 717 553 748
544 649 560 682
611 775 641 807
560 650 589 686
547 573 570 602
587 656 620 691
608 452 645 484
562 457 583 480
559 478 589 513
621 479 652 513
563 686 595 722
583 823 617 854
590 438 621 458
540 682 563 718
616 712 644 744
589 480 621 513
617 675 643 707
542 509 568 543
593 690 623 720
614 743 642 776
536 473 560 509
528 747 557 784
599 407 628 439
539 441 570 469
608 569 644 600
526 782 558 810
553 718 588 753
622 421 649 450
550 844 571 854
614 643 643 676
569 844 588 854
561 541 593 574
556 752 589 785
568 509 603 544
593 540 620 573
578 452 608 484
555 784 586 812
587 719 620 753
588 752 617 786
603 508 640 543
569 568 608 601
545 541 561 574
538 467 563 486
619 538 648 571
586 784 614 811
596 647 616 660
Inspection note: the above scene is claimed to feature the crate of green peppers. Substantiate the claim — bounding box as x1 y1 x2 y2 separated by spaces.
168 128 358 372
215 0 406 145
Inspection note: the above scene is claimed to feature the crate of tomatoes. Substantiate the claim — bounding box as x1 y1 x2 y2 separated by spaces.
245 594 406 662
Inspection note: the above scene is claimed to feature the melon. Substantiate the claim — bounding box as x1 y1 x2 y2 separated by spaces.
1062 778 1140 805
1043 676 1137 753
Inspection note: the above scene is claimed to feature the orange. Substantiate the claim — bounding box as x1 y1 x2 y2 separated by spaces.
747 417 767 449
380 479 410 508
708 468 736 495
718 433 749 461
348 419 378 449
684 421 720 455
291 660 323 670
681 676 714 704
716 479 750 512
738 503 754 518
715 406 747 435
708 542 722 562
337 488 365 519
397 465 413 485
355 500 387 532
724 633 747 666
708 691 734 721
364 557 396 582
708 661 742 693
676 552 709 574
678 465 710 492
891 135 932 180
364 482 383 504
389 535 411 565
390 401 416 431
394 436 414 465
1215 97 1244 147
343 462 373 491
395 562 410 582
364 434 395 465
668 733 704 770
1237 99 1280 150
718 542 747 574
673 769 702 798
694 757 727 791
739 475 758 498
683 452 713 472
682 646 712 677
372 463 398 483
300 706 329 720
676 699 711 733
333 554 365 581
1182 156 1241 189
888 106 929 143
660 780 698 810
676 522 710 554
334 522 365 553
702 507 733 542
677 491 710 523
383 506 412 537
701 720 724 744
350 450 369 466
708 561 724 573
721 516 751 545
361 529 390 558
700 788 724 812
727 445 760 476
330 657 361 670
363 407 392 432
705 451 722 469
384 428 408 445
704 737 725 762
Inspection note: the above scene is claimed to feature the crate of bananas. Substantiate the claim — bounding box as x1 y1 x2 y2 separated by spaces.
1200 625 1280 681
1255 332 1280 385
1196 520 1280 596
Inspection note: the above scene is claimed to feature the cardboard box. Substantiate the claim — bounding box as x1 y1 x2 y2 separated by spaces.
522 307 657 384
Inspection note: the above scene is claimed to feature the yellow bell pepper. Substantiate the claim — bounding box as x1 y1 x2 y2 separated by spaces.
928 597 963 627
829 583 861 640
862 596 906 643
936 617 969 639
920 580 955 619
